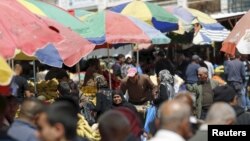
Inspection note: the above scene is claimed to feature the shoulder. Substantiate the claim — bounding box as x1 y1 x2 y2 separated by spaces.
140 74 150 79
121 77 128 83
188 130 208 141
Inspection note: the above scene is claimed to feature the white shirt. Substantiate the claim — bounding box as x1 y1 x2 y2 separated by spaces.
204 61 214 79
150 129 185 141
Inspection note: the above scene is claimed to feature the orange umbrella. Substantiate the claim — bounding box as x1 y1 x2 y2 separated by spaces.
221 11 249 55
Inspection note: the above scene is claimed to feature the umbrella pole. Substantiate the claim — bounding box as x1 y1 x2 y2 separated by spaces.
107 44 112 90
136 44 139 67
33 60 37 97
76 62 81 86
11 59 14 70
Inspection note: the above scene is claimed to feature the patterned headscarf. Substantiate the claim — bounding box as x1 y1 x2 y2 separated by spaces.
159 69 174 85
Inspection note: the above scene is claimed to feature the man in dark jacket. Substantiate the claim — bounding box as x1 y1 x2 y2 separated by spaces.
213 85 250 125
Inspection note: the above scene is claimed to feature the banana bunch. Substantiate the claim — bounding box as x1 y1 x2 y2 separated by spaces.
28 79 59 101
37 81 47 96
80 86 97 97
77 114 101 141
46 78 59 92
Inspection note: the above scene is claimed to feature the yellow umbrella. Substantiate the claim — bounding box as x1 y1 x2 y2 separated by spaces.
0 56 14 86
188 8 217 24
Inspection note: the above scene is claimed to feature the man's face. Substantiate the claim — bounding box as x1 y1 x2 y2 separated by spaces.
113 94 122 105
198 71 208 82
36 113 61 141
14 64 23 75
119 57 125 63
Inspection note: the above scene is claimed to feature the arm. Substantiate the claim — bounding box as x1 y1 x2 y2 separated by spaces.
241 63 246 82
23 80 34 98
146 76 157 96
120 80 127 95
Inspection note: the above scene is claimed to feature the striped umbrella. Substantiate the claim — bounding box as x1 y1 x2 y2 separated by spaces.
110 0 178 32
166 6 230 44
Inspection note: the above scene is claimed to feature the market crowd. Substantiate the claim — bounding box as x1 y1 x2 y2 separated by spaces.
1 50 250 141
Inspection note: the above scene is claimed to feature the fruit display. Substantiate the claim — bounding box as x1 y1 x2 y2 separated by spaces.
27 79 59 100
77 114 101 141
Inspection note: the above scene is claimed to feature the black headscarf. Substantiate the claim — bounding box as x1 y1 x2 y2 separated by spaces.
112 90 137 113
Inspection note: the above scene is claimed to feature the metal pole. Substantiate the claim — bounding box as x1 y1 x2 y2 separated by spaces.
11 59 14 70
136 44 139 67
76 62 81 87
33 60 37 97
107 44 112 90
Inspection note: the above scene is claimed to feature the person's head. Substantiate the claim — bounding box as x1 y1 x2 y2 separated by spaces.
205 102 236 125
174 92 194 111
157 100 192 139
213 85 238 106
19 98 44 124
36 101 78 141
127 67 139 83
112 90 125 106
158 69 174 84
14 63 23 75
85 58 100 72
197 67 208 82
235 52 241 59
98 110 130 141
192 55 200 63
5 96 19 123
117 54 125 64
125 57 132 64
56 69 69 82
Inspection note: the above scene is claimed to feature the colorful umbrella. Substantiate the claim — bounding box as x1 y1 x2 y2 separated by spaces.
166 6 229 44
15 0 95 67
78 11 171 45
110 0 178 32
0 56 14 86
34 17 95 67
166 6 226 33
18 0 89 37
221 11 250 55
0 0 62 59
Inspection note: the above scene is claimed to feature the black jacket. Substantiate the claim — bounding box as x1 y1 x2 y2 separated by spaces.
233 105 250 125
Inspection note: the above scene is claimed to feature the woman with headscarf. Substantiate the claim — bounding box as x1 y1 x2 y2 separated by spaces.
153 69 175 107
111 90 137 114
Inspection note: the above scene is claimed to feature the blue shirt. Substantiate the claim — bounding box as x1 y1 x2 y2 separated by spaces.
7 120 38 141
225 59 245 83
185 63 200 84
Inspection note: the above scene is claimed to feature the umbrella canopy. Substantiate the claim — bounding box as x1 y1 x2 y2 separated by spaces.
34 17 95 67
110 0 178 32
15 0 95 67
18 0 88 37
166 6 226 33
221 11 250 55
0 0 62 59
0 56 14 86
166 6 229 44
78 11 171 45
74 9 93 18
